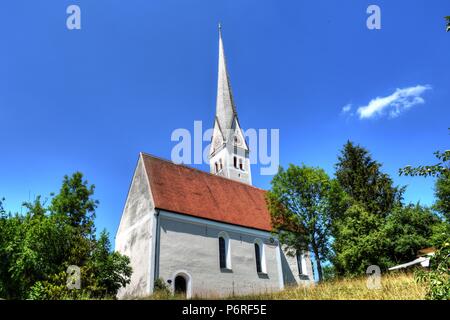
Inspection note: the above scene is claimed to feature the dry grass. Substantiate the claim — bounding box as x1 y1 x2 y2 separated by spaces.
237 273 426 300
144 273 427 300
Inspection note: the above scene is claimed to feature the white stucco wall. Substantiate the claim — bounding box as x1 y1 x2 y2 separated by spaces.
115 155 314 299
115 156 155 299
156 211 283 298
280 246 314 287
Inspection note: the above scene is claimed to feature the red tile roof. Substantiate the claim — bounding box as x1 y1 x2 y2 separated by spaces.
141 153 273 232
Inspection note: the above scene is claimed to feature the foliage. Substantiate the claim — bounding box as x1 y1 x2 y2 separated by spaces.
384 204 442 264
415 242 450 300
266 141 445 280
0 173 132 300
266 164 333 281
335 141 404 218
430 222 450 248
330 142 446 276
322 265 337 282
332 203 391 275
400 141 449 299
154 277 171 295
331 141 404 276
435 174 450 221
400 149 450 221
400 150 449 178
28 271 92 300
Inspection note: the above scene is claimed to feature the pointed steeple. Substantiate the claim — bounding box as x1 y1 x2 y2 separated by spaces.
216 24 237 134
209 25 252 185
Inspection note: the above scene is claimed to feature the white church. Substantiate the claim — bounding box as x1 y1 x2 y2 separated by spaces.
115 27 314 299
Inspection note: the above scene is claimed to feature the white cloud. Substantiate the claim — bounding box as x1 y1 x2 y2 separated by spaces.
357 85 431 119
341 104 352 114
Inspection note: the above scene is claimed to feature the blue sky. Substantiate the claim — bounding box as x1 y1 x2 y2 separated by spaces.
1 0 449 244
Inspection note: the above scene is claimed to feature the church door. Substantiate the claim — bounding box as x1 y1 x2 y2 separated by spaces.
174 275 187 297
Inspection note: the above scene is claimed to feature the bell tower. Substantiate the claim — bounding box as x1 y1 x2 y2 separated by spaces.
209 25 252 185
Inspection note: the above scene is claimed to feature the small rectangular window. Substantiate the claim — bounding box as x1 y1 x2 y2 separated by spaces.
239 159 243 171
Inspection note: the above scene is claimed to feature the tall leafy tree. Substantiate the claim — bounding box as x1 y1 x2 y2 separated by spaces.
331 141 404 275
266 165 333 281
335 141 404 217
49 173 98 268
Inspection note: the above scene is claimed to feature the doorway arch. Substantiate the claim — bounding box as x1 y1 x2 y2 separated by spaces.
171 271 192 298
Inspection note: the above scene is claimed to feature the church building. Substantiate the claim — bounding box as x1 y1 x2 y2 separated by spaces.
115 27 314 299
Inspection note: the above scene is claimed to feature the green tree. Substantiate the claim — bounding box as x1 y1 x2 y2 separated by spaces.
331 203 390 275
266 165 333 281
335 141 404 218
331 141 404 276
50 172 98 236
0 173 132 300
384 204 441 264
400 145 449 299
84 230 132 297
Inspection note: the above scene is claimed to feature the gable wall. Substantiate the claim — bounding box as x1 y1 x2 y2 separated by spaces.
115 156 155 299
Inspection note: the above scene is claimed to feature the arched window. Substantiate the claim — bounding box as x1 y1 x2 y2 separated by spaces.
296 251 306 275
219 158 223 170
239 158 244 171
219 237 226 268
218 232 231 270
254 239 266 274
233 156 237 168
215 162 218 173
254 243 262 273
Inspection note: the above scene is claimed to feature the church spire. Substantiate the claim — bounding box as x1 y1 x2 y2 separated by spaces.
216 23 237 133
209 25 252 185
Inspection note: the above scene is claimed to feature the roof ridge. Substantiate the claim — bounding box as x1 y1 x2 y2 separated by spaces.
139 152 266 192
